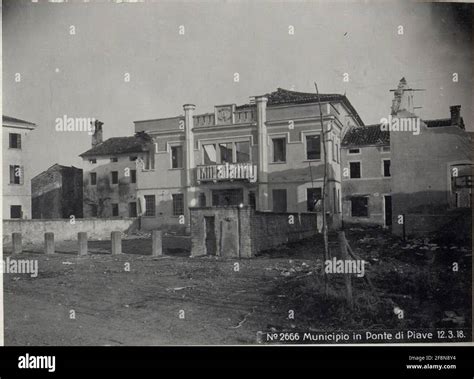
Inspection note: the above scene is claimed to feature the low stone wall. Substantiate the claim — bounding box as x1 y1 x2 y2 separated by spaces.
3 218 139 245
190 206 320 258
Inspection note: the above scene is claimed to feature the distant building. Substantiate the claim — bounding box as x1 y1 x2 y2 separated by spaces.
341 125 391 227
2 115 36 219
32 164 83 219
79 120 154 218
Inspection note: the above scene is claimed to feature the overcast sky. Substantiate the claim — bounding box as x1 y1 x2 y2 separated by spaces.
3 0 472 177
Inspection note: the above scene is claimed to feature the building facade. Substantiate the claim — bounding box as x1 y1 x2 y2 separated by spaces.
32 164 83 219
133 88 364 232
341 125 391 227
2 115 37 219
80 121 154 218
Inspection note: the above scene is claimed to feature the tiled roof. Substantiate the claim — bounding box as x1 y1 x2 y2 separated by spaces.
80 132 153 157
3 115 36 126
236 88 364 125
342 124 390 147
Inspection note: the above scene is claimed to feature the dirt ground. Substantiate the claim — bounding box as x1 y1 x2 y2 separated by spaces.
3 229 471 345
3 238 313 346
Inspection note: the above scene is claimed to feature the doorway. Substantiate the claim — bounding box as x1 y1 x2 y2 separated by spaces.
204 216 217 255
384 195 392 227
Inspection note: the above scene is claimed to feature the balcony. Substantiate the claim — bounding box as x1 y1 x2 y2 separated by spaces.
196 162 257 184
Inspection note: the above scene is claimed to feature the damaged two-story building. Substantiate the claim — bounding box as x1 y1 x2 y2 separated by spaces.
79 120 154 218
341 78 472 236
133 88 364 233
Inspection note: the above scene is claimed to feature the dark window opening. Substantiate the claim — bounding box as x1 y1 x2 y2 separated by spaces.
198 193 206 207
172 194 184 216
219 142 233 163
112 203 119 217
383 160 391 177
10 205 22 219
307 188 322 211
306 135 321 160
212 189 243 206
9 133 21 149
248 191 256 209
171 146 183 169
90 172 97 185
144 195 156 216
111 157 118 162
235 141 250 163
129 202 137 217
131 169 137 183
9 165 22 184
272 138 286 162
351 196 368 217
111 171 119 184
350 162 361 179
349 148 360 154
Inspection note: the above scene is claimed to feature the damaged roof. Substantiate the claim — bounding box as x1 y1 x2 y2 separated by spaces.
237 88 364 126
80 133 153 157
342 124 390 147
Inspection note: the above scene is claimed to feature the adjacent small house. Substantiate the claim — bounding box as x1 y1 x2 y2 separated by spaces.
79 120 154 218
32 164 83 219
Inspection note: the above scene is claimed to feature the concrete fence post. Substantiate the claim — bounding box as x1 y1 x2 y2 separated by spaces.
78 232 88 256
12 233 22 254
111 231 122 255
44 232 55 254
151 230 162 256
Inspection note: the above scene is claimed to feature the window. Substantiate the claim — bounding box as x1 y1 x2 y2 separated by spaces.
144 195 156 216
130 169 137 183
212 189 243 206
383 159 391 177
90 172 97 185
307 188 322 211
9 165 22 184
336 143 340 163
235 141 250 163
129 156 138 161
337 189 340 213
272 189 287 212
248 191 256 209
89 159 97 164
198 193 206 207
349 162 361 179
10 205 22 219
332 140 336 162
219 142 233 163
203 144 217 164
171 146 183 169
172 194 184 216
9 133 21 149
306 135 321 160
272 138 286 162
333 188 337 213
112 203 119 217
111 157 118 162
348 148 360 154
351 196 368 217
111 171 118 184
129 202 137 217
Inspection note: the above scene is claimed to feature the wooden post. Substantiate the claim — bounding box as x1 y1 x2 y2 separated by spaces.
44 232 55 254
338 231 353 309
12 233 22 254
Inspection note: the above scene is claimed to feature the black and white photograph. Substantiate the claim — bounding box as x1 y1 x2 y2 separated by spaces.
1 0 472 367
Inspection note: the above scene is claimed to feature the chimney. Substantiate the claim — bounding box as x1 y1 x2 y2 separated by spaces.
91 120 103 147
450 105 461 126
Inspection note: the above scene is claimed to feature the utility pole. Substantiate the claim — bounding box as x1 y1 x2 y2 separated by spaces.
314 82 329 297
